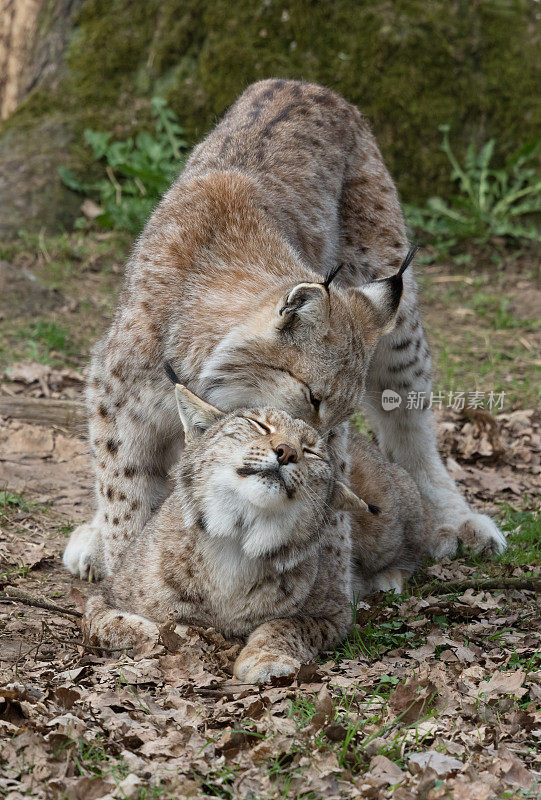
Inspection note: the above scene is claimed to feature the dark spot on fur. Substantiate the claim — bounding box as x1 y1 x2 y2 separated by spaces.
98 404 109 419
124 466 136 478
388 355 418 374
106 438 120 455
106 487 114 501
112 517 119 525
130 499 140 510
118 492 126 501
261 102 299 137
391 337 412 351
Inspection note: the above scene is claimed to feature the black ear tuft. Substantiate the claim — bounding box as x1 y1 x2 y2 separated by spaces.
322 262 345 289
384 245 419 312
368 503 381 515
397 245 419 277
164 362 181 385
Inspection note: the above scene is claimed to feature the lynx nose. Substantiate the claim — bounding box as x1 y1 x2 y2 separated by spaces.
275 443 298 466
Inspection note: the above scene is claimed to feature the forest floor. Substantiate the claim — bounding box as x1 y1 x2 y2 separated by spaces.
0 232 539 799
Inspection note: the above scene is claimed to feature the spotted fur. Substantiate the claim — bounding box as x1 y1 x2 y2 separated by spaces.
83 391 429 683
64 78 505 582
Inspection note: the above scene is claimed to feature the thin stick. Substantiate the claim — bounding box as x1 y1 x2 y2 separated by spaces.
0 587 82 618
421 576 541 596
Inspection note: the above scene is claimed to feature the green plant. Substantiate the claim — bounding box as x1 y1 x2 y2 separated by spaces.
15 319 75 363
59 97 188 234
0 490 33 513
498 507 541 567
335 596 420 661
407 126 540 248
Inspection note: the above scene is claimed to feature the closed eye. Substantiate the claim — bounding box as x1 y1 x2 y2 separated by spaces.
303 448 325 460
308 391 321 413
257 364 322 414
247 418 271 435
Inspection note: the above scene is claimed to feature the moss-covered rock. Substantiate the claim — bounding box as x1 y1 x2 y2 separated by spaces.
1 0 539 235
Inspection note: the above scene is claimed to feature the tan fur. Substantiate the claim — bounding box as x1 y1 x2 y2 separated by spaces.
85 398 358 683
347 430 428 595
65 78 505 583
84 391 429 683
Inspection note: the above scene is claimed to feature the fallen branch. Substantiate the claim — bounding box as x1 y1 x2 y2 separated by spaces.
0 397 86 433
0 586 82 618
421 576 541 596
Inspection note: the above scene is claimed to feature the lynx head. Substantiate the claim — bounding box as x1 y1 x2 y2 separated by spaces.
198 248 417 432
170 381 374 558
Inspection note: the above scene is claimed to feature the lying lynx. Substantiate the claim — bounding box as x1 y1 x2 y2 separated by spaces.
83 377 427 683
64 78 505 583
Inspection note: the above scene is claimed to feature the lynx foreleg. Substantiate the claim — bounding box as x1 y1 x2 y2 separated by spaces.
234 615 343 684
235 510 353 684
84 596 159 652
64 351 179 580
364 298 506 558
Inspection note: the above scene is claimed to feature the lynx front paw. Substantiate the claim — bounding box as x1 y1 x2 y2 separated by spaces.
457 513 507 555
63 523 106 581
234 647 301 684
430 513 506 559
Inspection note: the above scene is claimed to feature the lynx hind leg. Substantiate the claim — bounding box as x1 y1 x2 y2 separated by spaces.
84 595 159 652
63 519 106 582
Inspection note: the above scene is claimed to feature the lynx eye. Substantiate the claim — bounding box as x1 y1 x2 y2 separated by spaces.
303 447 324 460
247 418 271 435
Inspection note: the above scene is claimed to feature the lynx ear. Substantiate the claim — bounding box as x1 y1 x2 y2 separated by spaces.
353 246 418 346
333 481 380 516
276 282 330 333
174 385 224 442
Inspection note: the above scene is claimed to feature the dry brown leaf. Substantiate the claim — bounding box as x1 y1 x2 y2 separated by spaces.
478 670 527 698
366 754 404 785
408 751 463 776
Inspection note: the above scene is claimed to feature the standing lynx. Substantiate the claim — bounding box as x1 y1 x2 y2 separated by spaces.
64 78 505 580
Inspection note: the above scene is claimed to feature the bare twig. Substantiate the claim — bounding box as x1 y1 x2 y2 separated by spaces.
195 683 261 696
421 576 541 596
0 587 82 618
